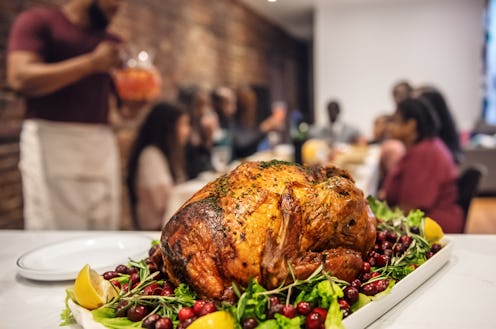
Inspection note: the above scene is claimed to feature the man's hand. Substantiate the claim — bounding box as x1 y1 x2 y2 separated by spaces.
89 41 123 73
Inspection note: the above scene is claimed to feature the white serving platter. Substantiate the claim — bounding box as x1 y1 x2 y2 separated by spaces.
342 237 453 329
68 238 452 329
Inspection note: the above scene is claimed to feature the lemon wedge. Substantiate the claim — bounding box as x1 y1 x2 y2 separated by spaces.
187 311 234 329
424 217 444 244
73 264 118 310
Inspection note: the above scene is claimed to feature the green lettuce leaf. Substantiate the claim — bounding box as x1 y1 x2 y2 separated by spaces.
60 288 77 326
92 307 142 329
367 196 404 221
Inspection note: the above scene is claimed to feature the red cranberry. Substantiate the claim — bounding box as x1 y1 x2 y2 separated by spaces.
296 301 312 315
141 314 160 329
283 304 297 318
343 286 359 305
154 317 173 329
198 301 216 316
362 262 371 273
103 271 119 280
114 300 129 317
127 305 149 322
269 296 280 307
267 303 284 319
193 300 207 315
178 307 195 321
127 267 138 275
431 243 442 253
351 279 362 289
130 272 140 286
143 283 162 296
110 280 121 289
242 317 258 329
305 311 324 329
115 264 128 274
338 298 350 311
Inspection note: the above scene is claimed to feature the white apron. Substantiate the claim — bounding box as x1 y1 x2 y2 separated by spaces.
19 119 121 230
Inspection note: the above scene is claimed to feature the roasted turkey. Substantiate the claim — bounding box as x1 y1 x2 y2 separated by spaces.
160 161 376 301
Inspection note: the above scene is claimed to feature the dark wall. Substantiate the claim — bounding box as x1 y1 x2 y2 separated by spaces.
0 0 310 229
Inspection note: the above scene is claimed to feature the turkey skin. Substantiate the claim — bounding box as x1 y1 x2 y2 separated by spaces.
160 161 376 301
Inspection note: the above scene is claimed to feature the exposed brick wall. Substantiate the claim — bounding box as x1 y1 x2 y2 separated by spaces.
0 0 309 229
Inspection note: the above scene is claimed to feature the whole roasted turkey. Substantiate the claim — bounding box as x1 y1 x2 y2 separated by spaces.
160 161 376 302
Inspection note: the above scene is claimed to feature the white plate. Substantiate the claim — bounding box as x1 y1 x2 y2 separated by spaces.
342 237 453 329
16 233 153 281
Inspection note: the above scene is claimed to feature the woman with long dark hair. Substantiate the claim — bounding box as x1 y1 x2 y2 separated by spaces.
126 102 190 230
416 86 463 164
381 98 464 233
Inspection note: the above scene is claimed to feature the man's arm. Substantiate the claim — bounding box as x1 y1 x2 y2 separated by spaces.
7 41 121 97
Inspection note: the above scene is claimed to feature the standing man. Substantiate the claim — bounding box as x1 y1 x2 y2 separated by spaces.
7 0 125 230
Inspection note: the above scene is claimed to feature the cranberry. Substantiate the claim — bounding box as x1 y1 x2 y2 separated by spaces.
160 286 174 296
338 298 350 311
305 311 324 329
297 301 312 315
400 235 412 246
192 300 207 315
377 230 387 241
115 264 129 274
386 231 398 242
283 304 297 318
361 282 377 296
103 271 119 280
351 279 362 289
342 308 352 318
371 271 381 278
367 257 376 266
154 317 173 329
114 300 129 317
383 248 393 257
127 305 149 322
121 283 129 292
130 272 140 286
375 279 389 293
110 280 121 289
343 286 359 305
269 296 280 307
425 251 434 259
177 317 196 329
312 307 327 319
198 301 216 315
143 282 161 295
393 243 404 255
410 226 420 234
242 317 258 329
431 243 442 253
375 254 389 267
178 307 195 321
360 272 371 282
362 262 371 273
141 314 160 329
267 303 284 319
381 241 393 251
127 267 138 275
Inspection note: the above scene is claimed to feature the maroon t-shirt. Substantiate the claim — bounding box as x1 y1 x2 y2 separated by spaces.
7 6 120 124
383 138 464 233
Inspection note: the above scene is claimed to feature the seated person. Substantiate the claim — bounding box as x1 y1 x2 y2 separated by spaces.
126 102 190 230
212 85 284 159
380 98 464 233
310 100 365 146
370 114 406 187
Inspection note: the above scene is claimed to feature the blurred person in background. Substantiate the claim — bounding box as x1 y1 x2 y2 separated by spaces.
380 98 463 233
415 86 463 164
369 114 406 189
177 85 218 178
126 102 190 230
6 0 127 230
212 85 284 159
310 99 365 146
391 80 414 105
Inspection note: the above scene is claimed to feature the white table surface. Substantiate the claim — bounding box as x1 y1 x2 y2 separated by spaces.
0 231 495 329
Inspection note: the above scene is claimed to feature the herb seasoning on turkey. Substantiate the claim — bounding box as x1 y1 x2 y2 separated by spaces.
160 161 377 302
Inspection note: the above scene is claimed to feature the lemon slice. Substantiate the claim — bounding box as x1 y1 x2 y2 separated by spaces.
73 264 118 310
187 311 234 329
424 217 444 244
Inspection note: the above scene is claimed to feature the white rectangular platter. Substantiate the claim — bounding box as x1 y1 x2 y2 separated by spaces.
342 238 452 329
70 238 452 329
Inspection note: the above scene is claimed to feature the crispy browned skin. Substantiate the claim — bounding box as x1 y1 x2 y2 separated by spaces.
161 161 376 301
